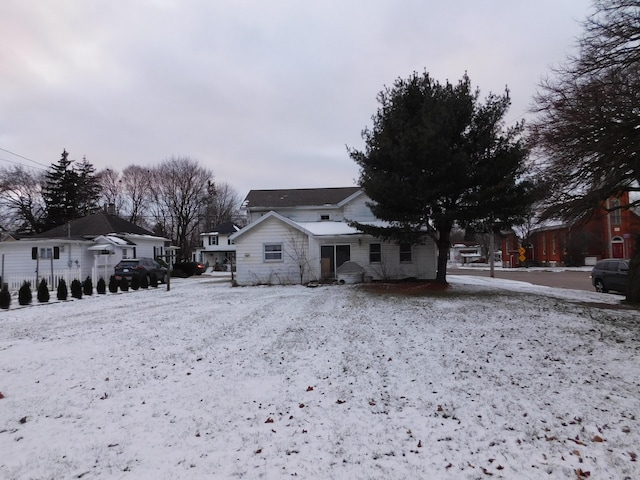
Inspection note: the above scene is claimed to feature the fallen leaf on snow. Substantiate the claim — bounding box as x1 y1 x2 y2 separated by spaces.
265 417 274 423
592 435 604 442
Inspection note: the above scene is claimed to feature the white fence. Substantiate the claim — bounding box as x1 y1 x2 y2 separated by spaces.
3 269 82 292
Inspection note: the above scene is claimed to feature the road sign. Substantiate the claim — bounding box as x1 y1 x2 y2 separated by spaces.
518 247 526 255
519 254 526 262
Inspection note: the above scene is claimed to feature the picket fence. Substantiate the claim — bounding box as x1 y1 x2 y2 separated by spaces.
4 269 83 292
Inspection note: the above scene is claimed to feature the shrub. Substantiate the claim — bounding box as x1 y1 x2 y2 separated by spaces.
83 276 93 296
120 276 129 292
149 272 159 288
97 277 107 294
37 279 50 303
0 284 11 309
130 273 140 291
108 275 119 293
57 279 68 301
18 281 32 306
71 279 83 299
140 273 149 289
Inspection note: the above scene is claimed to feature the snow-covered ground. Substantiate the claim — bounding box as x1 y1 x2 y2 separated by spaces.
1 273 639 479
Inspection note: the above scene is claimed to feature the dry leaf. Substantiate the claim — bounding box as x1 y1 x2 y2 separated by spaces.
265 417 274 424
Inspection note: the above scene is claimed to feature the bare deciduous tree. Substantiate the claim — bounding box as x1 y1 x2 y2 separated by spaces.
151 157 213 261
0 165 46 233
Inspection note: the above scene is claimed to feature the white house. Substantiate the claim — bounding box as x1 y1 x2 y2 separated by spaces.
0 211 169 291
229 187 438 285
193 221 240 270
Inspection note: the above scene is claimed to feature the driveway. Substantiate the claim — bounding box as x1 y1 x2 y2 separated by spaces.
448 266 595 292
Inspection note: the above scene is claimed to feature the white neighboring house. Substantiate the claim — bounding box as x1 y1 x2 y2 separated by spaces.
229 187 438 285
0 211 170 291
193 221 240 270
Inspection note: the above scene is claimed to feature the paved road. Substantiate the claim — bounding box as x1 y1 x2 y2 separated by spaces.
448 267 595 292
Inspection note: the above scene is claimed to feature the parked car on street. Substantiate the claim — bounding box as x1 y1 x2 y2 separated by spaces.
590 258 629 293
171 261 205 277
114 258 168 284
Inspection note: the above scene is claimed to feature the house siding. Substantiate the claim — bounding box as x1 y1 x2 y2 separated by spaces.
234 217 313 285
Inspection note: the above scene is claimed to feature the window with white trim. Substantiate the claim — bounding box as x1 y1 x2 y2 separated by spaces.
209 235 219 245
40 247 53 259
264 243 283 261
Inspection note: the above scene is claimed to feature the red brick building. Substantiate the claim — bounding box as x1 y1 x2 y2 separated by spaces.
501 193 640 267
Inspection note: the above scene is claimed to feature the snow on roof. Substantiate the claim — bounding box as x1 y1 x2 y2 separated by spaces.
296 220 389 236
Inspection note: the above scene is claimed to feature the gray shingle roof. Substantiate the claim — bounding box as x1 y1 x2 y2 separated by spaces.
244 187 361 209
35 211 156 239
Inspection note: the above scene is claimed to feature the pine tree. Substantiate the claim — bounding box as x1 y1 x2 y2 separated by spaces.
18 281 32 306
37 279 50 303
0 284 11 309
71 279 82 299
57 279 68 300
42 150 101 230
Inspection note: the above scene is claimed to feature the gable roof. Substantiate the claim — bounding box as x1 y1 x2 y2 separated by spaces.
243 187 361 209
201 221 241 236
34 211 156 239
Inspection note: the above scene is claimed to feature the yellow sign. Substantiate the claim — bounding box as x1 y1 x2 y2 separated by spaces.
518 247 526 255
519 254 526 262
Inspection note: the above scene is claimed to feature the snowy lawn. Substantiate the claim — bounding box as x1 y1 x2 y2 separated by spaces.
1 274 639 479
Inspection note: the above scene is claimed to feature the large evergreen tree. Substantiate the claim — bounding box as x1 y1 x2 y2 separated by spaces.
42 150 100 230
349 72 534 283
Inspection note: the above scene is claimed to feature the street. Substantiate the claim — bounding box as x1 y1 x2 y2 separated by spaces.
448 266 595 292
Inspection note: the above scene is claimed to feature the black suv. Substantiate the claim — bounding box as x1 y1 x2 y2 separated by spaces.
114 258 168 284
590 258 629 293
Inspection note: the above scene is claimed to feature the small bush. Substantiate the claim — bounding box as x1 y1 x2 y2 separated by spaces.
0 284 11 309
57 279 68 301
140 273 149 289
149 272 158 288
83 276 93 296
97 277 107 294
130 273 141 291
120 276 129 292
37 279 50 303
108 275 119 293
71 279 83 299
18 281 32 306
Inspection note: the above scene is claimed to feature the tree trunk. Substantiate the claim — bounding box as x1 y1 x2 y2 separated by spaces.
626 234 640 304
435 228 451 284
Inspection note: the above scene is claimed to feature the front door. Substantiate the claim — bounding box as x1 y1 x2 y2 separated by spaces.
320 245 351 279
612 239 624 258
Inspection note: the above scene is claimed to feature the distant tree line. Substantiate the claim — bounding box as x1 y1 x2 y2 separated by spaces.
0 152 241 260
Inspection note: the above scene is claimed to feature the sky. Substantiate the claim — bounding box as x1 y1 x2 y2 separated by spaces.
1 272 639 478
0 0 592 198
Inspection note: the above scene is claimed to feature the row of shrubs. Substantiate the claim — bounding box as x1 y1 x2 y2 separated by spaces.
0 272 162 309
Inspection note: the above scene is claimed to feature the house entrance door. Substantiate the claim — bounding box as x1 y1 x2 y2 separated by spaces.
612 238 624 258
320 245 351 279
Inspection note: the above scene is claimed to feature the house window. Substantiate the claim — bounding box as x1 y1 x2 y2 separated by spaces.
209 235 219 245
369 243 381 263
542 236 547 255
399 243 412 263
320 214 330 221
264 243 283 261
40 247 53 259
611 198 622 226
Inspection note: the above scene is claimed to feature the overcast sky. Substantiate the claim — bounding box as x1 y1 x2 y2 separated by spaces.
0 0 591 198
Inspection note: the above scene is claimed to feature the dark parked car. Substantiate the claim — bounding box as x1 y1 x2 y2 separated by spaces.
114 258 168 284
590 258 629 293
171 261 205 278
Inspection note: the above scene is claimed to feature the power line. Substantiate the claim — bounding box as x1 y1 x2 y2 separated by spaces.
0 156 46 170
0 147 49 169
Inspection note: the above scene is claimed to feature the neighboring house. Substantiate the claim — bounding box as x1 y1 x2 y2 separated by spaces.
0 209 170 291
229 187 438 285
193 221 240 270
501 192 640 267
449 243 483 264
